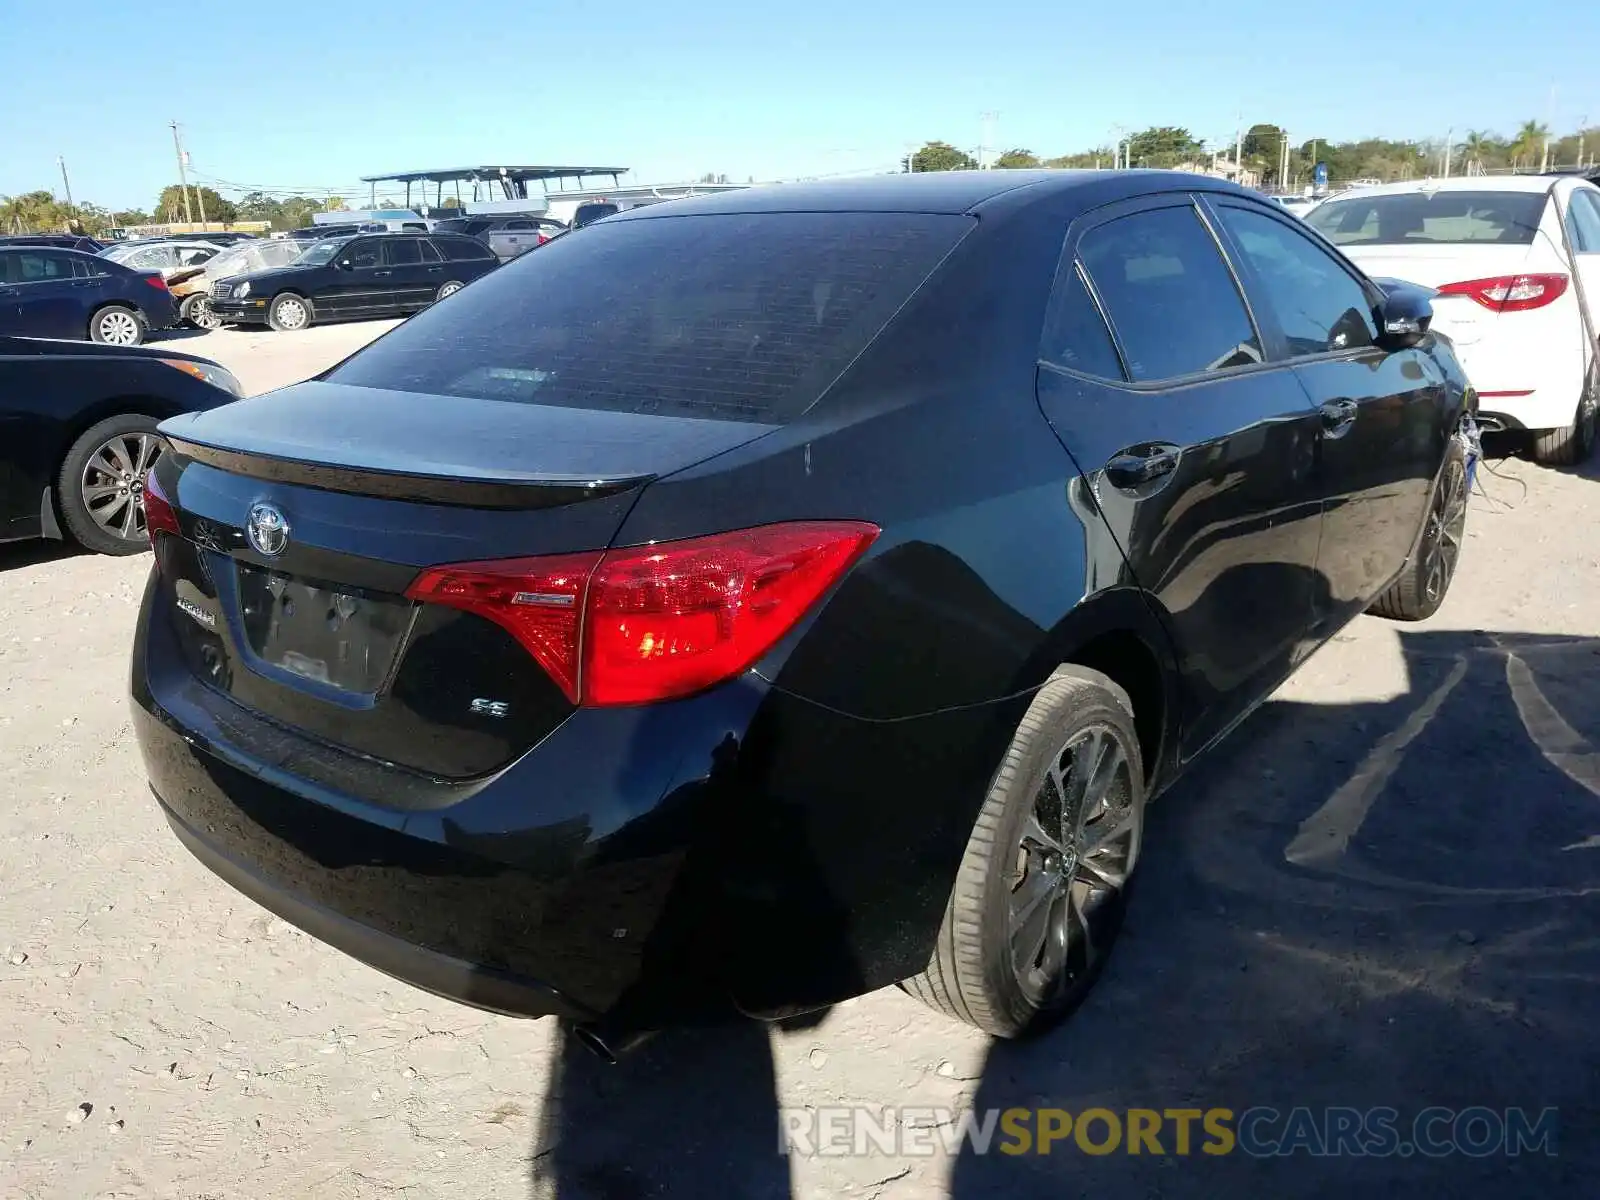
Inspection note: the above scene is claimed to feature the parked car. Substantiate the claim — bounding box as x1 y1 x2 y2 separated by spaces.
485 218 569 261
168 238 312 329
0 336 240 555
0 233 107 254
208 232 499 331
133 172 1472 1053
100 239 226 281
1306 175 1600 463
1 245 177 345
570 197 668 228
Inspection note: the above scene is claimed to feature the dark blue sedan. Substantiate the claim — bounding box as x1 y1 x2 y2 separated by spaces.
0 245 178 345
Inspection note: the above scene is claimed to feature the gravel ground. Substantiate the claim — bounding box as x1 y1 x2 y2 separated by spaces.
1 323 1596 1198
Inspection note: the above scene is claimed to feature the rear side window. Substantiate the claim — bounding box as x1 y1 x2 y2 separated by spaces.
1079 206 1263 382
1306 191 1547 246
437 236 494 262
1566 189 1600 252
1039 264 1124 379
7 250 76 282
1214 205 1377 358
328 212 971 422
384 239 423 265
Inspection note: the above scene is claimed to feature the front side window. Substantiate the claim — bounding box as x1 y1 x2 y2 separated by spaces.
345 240 382 269
1215 205 1377 358
1306 190 1547 247
1079 205 1263 382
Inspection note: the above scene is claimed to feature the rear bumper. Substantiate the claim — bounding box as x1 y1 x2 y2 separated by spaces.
1434 313 1586 431
131 566 1016 1025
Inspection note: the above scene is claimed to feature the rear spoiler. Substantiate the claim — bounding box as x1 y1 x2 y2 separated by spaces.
164 436 651 511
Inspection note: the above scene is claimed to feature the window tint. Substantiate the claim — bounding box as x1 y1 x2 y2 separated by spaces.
1306 191 1546 246
1040 263 1124 379
9 250 76 282
1216 206 1377 358
384 239 423 265
417 239 443 263
328 212 971 422
504 219 532 230
1567 189 1600 253
1079 206 1263 382
438 235 494 262
345 240 382 269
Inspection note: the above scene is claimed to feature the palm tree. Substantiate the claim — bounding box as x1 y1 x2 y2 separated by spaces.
1512 120 1550 170
1462 131 1491 174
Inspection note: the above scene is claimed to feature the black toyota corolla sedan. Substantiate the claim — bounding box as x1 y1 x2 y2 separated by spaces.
132 171 1473 1054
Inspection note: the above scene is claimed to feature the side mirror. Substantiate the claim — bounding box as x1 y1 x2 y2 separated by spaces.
1371 278 1434 349
337 259 354 270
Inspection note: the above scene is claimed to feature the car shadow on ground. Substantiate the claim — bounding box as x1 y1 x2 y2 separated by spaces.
148 327 210 343
0 538 86 573
523 627 1600 1198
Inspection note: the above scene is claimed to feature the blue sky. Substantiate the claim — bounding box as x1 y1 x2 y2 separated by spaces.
3 1 1595 212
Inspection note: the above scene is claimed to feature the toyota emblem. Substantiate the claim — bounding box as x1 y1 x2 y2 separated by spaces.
246 502 290 557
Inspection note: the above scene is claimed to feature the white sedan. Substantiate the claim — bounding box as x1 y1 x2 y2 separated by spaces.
1305 175 1600 464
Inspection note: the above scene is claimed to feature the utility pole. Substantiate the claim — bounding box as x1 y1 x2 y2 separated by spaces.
170 121 195 225
192 153 208 230
1235 112 1243 182
57 156 74 209
1442 128 1453 178
978 112 998 169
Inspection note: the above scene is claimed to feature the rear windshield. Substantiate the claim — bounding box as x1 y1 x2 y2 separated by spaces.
1306 190 1547 246
326 211 970 422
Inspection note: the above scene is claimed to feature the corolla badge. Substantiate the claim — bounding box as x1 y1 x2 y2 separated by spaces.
246 502 290 557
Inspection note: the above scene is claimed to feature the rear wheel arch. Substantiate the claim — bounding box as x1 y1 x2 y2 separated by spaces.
1017 589 1182 794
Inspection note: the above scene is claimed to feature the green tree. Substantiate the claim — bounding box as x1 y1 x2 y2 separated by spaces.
1125 127 1204 168
154 184 238 225
1510 120 1549 169
910 141 977 172
323 195 348 212
1 190 63 233
111 208 150 227
993 148 1041 169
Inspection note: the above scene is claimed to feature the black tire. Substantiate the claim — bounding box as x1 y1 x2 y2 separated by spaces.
1367 439 1468 622
1531 365 1598 466
267 292 313 332
435 280 465 302
88 304 145 346
901 665 1146 1038
56 413 164 556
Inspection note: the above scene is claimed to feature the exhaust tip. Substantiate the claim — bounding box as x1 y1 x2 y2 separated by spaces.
570 1022 655 1064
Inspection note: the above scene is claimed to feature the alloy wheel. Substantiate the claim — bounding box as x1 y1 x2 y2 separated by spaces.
1009 723 1141 1004
438 282 463 299
276 298 308 330
192 297 220 330
1423 457 1468 603
81 432 162 543
97 309 140 345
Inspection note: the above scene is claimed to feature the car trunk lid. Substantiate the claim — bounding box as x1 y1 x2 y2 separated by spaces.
150 381 779 779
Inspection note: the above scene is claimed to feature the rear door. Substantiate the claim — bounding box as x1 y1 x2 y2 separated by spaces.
1035 195 1326 758
9 249 87 338
379 238 433 312
1206 197 1446 626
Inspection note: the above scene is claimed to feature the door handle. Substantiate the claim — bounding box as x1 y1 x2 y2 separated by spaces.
1320 398 1359 437
425 266 443 274
373 270 393 277
1104 444 1181 490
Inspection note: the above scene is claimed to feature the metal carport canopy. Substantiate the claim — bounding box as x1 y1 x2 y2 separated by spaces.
359 166 631 204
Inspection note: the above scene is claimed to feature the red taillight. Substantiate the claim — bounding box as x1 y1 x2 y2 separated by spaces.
143 469 180 548
143 274 169 292
536 233 550 245
405 521 879 706
1435 273 1568 312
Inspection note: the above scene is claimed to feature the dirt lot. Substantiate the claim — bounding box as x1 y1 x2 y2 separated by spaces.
2 323 1597 1198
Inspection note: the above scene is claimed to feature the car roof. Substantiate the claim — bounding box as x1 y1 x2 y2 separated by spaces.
605 169 1254 219
1327 176 1559 198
